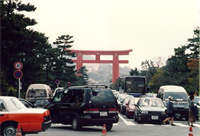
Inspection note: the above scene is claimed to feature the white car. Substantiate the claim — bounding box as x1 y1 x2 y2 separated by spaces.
0 96 51 136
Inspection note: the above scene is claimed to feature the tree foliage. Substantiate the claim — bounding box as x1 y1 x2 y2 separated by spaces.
0 1 78 95
74 66 89 86
129 68 140 76
111 27 199 94
52 35 77 88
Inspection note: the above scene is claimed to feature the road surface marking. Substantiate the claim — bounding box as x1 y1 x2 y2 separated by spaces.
119 114 136 125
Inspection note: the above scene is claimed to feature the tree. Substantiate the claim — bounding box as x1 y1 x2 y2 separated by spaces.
75 66 89 85
148 68 165 92
185 27 199 93
129 68 140 76
1 0 52 95
141 60 158 85
52 35 77 88
110 77 121 91
187 27 199 59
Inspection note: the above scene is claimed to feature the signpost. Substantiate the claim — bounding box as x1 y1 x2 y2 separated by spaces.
14 61 23 98
55 80 60 88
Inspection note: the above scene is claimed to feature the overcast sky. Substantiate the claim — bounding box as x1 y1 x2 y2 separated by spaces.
24 0 199 70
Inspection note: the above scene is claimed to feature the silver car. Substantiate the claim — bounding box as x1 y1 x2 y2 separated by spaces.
134 97 167 123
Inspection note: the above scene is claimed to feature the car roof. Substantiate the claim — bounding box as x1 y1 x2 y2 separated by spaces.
140 97 161 100
159 85 186 92
67 85 109 89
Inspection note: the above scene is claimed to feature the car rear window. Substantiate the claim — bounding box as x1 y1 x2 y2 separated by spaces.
11 98 26 109
90 89 116 103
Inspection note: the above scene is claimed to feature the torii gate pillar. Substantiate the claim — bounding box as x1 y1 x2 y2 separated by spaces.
69 49 132 83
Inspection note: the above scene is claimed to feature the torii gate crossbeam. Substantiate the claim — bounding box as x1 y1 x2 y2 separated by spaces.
69 49 132 83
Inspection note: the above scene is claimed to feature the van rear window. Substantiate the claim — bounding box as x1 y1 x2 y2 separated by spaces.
90 89 115 103
27 89 47 98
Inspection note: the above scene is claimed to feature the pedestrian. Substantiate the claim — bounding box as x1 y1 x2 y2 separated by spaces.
188 95 198 127
163 96 177 126
194 92 197 96
8 90 15 96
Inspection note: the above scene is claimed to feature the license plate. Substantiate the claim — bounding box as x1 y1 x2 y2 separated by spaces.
151 116 158 120
100 112 108 116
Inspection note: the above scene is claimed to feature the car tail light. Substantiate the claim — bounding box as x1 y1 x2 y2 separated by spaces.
84 108 99 113
44 115 51 122
108 108 118 113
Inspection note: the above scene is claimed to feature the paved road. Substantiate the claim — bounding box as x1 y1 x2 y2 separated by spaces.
27 113 200 136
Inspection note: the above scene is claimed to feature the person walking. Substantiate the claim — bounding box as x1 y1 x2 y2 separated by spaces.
188 95 197 127
163 96 177 126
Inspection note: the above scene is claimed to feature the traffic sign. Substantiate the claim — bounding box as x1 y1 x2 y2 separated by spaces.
14 70 23 79
55 80 60 84
14 61 23 70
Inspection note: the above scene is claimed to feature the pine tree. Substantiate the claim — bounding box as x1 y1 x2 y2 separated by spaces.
52 35 77 87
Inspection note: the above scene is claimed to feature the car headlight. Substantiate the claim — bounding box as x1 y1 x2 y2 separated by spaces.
141 111 148 114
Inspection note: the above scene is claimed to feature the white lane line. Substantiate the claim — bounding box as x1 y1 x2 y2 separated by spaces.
143 124 154 126
162 125 172 127
118 114 136 125
113 123 118 125
193 123 200 127
173 123 188 127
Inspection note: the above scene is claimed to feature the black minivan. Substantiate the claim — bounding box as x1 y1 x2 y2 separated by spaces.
44 85 119 131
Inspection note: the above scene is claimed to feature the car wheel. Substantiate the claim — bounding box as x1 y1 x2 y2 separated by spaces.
136 114 141 123
134 113 137 121
106 123 113 131
121 108 124 114
2 123 17 136
126 112 130 119
72 117 81 131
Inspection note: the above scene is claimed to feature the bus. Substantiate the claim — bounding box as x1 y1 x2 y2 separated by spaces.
120 76 148 97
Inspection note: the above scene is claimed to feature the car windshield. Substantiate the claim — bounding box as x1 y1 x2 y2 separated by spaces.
194 97 200 104
90 89 115 104
164 92 188 101
140 99 164 107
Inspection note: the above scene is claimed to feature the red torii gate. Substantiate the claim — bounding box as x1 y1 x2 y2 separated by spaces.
70 49 132 83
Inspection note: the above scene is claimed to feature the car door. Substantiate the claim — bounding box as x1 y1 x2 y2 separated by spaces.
135 98 142 116
45 92 65 123
0 99 9 124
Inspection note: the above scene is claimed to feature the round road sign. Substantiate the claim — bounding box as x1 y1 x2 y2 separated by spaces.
14 70 23 79
55 80 60 84
14 61 23 70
